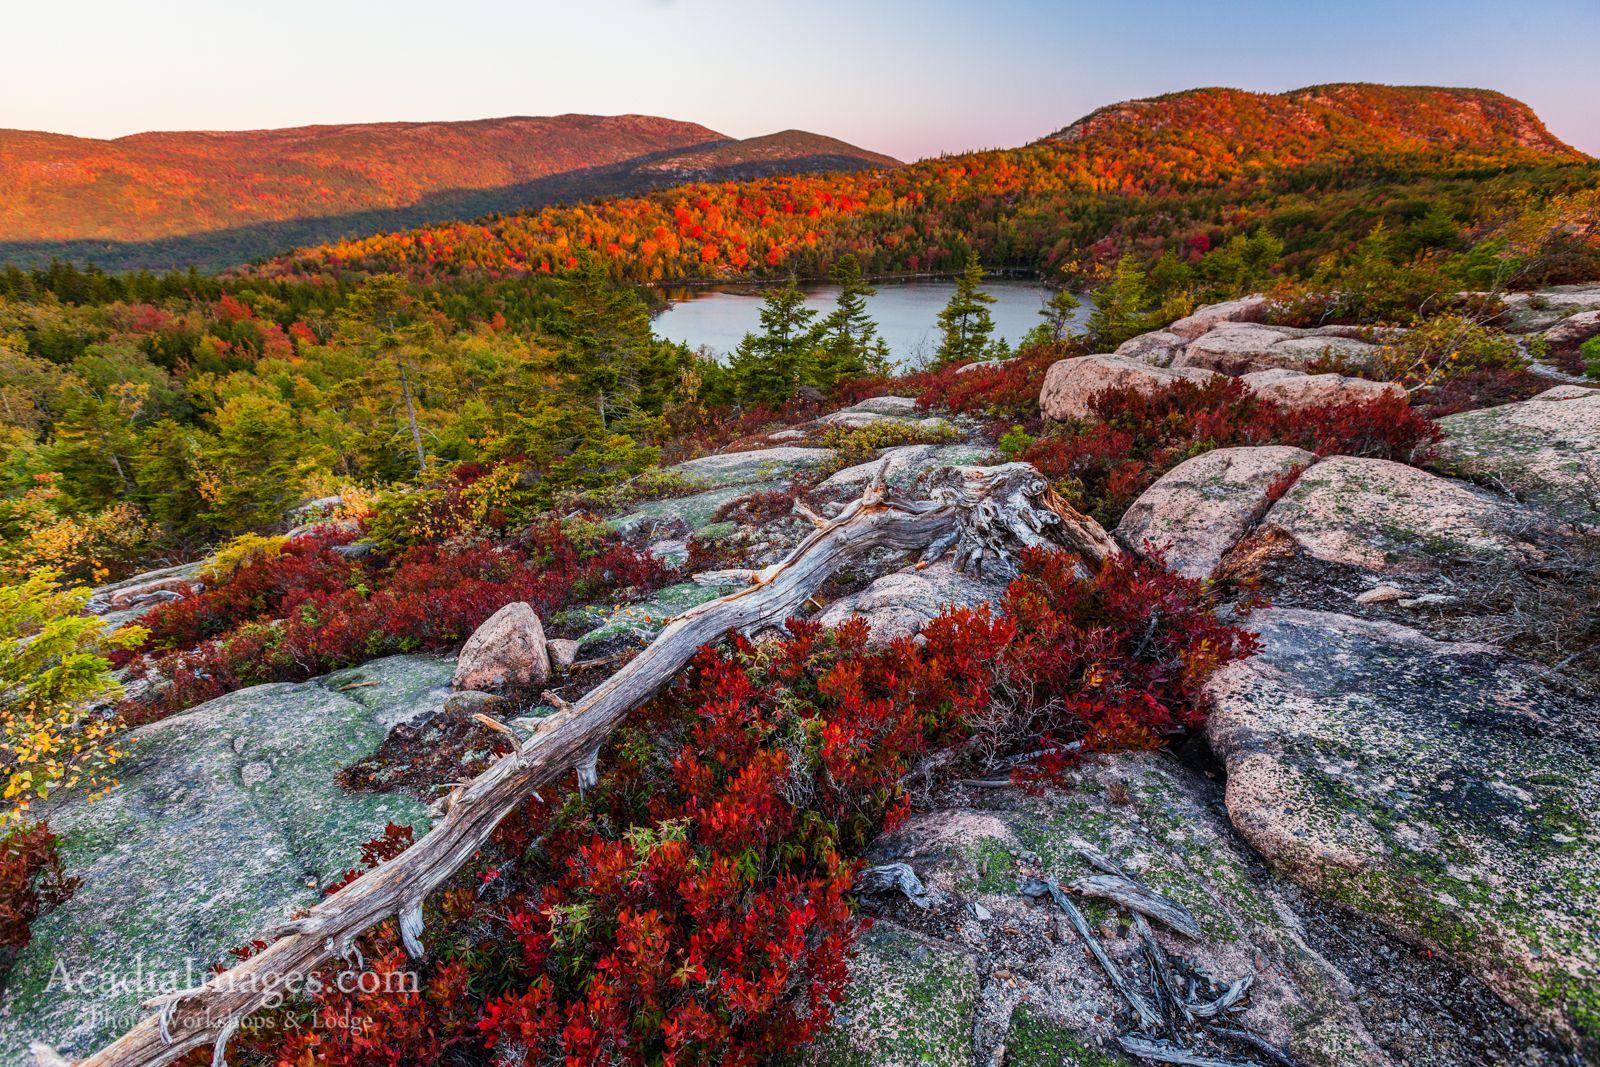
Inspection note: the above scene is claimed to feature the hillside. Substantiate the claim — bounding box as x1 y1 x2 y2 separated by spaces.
259 83 1593 285
0 115 898 269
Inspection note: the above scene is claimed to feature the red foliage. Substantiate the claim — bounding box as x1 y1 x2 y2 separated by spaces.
239 549 1254 1066
0 824 77 956
1022 377 1439 525
124 524 669 722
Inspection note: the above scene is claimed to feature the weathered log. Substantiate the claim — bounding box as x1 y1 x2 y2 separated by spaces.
1116 1035 1255 1067
1069 873 1204 940
59 463 1116 1067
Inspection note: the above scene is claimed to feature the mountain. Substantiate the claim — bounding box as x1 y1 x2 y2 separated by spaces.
258 83 1593 285
0 115 899 269
1043 84 1581 158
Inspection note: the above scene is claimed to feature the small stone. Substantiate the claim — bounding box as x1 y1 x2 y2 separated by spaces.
546 638 581 672
971 901 992 922
1355 585 1409 605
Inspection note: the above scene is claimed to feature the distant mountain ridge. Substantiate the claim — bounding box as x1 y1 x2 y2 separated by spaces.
0 115 899 269
1043 83 1583 159
257 82 1593 285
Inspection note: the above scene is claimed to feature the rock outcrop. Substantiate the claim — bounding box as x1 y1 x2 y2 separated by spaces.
1178 322 1379 375
1542 309 1600 355
1206 609 1600 1050
1434 388 1600 522
0 656 446 1059
1040 354 1216 421
1116 446 1314 578
1263 456 1525 573
815 562 1007 645
1240 368 1405 410
1164 295 1270 340
452 601 551 693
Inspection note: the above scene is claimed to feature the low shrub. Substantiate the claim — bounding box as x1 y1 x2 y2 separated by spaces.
0 823 76 979
237 549 1254 1066
125 523 669 721
1582 335 1600 380
817 418 959 476
1373 314 1526 390
1023 377 1438 526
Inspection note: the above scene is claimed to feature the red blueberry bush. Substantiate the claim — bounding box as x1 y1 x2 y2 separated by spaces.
1022 376 1439 525
234 548 1254 1066
124 522 669 722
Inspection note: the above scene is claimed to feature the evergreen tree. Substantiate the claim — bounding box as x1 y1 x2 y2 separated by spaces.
198 394 306 534
1020 287 1082 348
819 255 891 382
933 257 997 367
727 279 824 407
335 275 435 475
1085 255 1156 349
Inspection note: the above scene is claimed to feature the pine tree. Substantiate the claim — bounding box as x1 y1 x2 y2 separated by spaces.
1085 255 1156 349
728 278 824 407
932 257 997 367
819 255 891 383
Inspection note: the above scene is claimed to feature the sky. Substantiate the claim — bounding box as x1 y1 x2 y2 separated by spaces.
5 0 1598 160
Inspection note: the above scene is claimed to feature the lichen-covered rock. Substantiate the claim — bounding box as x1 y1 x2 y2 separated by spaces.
823 395 922 419
573 580 739 647
807 922 978 1066
844 753 1388 1066
1205 609 1600 1051
452 601 550 693
1263 456 1523 573
1542 310 1600 354
86 560 205 626
1177 322 1377 375
1113 329 1187 367
1241 369 1405 411
1434 391 1600 522
1496 284 1600 333
1164 295 1269 340
670 445 831 488
1040 355 1216 421
814 562 1006 644
0 655 445 1060
1116 446 1314 578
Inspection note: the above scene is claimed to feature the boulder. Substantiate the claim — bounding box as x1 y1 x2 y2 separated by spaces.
1263 456 1523 573
1434 391 1600 521
815 562 1006 645
1241 369 1405 411
1206 609 1600 1049
1541 309 1600 354
1164 295 1269 340
1178 322 1377 375
1039 354 1216 421
105 574 197 610
0 655 445 1059
452 602 550 693
1116 446 1314 578
1112 329 1187 367
546 638 581 672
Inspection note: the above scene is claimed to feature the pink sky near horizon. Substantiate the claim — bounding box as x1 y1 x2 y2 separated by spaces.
4 0 1597 161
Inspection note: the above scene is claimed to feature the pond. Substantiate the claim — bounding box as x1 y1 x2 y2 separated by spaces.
651 278 1089 368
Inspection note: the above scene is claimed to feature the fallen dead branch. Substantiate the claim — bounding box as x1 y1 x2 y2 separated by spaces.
55 462 1116 1067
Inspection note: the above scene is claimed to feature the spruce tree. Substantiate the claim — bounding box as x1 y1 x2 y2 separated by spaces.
933 257 997 367
1020 287 1082 348
728 278 823 407
819 255 891 382
1085 255 1155 349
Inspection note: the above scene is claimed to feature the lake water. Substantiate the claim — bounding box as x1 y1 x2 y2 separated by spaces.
652 278 1085 368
